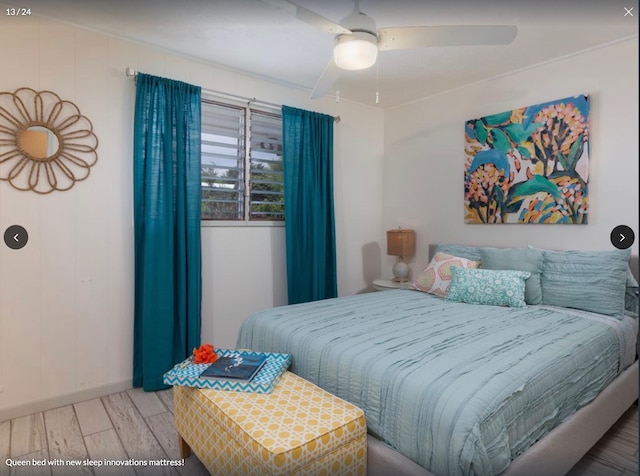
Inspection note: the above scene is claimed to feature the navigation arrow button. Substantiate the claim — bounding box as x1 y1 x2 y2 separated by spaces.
4 225 28 250
611 225 634 250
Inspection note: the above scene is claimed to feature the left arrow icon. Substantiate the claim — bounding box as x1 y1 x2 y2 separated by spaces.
4 225 28 250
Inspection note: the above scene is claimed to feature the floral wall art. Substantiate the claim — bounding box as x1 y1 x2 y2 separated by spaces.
464 95 589 224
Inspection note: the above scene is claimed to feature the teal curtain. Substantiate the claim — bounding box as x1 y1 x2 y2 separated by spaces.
133 73 202 391
282 105 337 304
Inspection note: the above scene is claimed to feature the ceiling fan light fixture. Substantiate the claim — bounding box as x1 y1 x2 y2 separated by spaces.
333 32 378 70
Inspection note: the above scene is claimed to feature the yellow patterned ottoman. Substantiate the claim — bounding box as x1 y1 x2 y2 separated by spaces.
173 371 367 476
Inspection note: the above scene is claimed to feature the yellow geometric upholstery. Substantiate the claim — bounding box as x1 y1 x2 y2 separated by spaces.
174 371 367 475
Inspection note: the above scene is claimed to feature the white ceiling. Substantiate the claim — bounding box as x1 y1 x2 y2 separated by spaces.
13 0 639 108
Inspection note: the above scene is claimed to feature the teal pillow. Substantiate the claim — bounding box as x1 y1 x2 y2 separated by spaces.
434 244 482 262
480 248 543 305
625 287 639 317
446 268 530 308
540 249 630 317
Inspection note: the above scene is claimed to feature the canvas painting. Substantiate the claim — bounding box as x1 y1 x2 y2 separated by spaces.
464 95 589 224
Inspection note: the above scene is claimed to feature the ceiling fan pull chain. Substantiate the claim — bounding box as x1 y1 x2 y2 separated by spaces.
375 58 380 104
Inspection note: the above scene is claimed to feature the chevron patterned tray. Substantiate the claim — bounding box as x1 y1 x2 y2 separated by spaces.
163 349 291 393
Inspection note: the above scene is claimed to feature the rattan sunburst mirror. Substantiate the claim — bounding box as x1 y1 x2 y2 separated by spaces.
0 87 98 194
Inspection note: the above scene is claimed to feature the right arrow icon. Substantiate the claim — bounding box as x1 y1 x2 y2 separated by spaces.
611 225 634 250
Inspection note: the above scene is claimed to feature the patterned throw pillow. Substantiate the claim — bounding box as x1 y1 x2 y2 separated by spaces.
412 252 480 297
445 268 531 308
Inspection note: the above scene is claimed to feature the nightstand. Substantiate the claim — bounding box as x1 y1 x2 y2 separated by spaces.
373 279 413 291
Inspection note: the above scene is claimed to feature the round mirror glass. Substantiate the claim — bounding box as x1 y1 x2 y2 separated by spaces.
19 126 60 159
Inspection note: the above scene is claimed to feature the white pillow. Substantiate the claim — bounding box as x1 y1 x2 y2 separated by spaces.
412 252 481 297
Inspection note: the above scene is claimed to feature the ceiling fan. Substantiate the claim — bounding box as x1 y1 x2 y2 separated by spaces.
260 0 518 100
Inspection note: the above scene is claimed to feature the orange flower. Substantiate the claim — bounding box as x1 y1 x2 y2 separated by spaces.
192 343 218 364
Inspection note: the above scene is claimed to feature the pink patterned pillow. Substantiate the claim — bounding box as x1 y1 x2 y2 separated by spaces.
412 252 481 296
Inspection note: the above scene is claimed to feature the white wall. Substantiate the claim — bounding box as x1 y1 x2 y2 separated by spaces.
0 16 383 417
383 39 639 277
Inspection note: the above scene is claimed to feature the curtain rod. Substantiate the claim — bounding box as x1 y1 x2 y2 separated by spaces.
125 67 340 123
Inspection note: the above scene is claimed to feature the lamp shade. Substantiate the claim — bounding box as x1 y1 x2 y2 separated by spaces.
386 229 415 258
334 32 378 70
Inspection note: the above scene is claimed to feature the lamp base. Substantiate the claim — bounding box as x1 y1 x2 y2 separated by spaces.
392 260 410 282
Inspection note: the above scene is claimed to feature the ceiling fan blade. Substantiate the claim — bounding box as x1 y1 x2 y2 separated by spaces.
260 0 351 35
310 59 342 99
378 25 518 50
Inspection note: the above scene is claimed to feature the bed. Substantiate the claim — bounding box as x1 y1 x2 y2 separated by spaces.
236 245 639 476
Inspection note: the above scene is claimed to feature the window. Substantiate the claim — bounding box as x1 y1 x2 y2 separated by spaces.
200 99 284 222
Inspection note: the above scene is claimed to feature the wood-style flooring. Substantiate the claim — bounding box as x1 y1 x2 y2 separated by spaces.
0 389 637 475
0 388 208 476
567 403 639 476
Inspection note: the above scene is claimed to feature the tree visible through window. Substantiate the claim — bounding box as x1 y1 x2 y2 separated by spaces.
201 100 284 221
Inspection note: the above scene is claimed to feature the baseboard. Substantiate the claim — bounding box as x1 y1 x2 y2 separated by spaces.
0 380 132 422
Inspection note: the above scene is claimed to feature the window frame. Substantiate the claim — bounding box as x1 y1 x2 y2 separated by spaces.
200 97 284 228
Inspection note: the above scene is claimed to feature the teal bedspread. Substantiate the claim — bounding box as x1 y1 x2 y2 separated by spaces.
237 290 629 476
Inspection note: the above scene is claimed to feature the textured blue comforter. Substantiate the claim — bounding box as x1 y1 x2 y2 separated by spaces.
237 290 624 475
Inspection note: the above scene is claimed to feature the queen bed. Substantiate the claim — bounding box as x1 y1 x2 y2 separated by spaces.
236 245 639 476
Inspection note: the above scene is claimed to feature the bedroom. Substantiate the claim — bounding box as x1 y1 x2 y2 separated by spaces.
0 1 638 475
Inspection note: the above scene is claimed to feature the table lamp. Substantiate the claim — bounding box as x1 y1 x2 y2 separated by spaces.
387 229 416 282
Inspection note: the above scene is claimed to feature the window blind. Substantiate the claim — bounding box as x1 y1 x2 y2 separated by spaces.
200 100 284 221
249 110 284 221
201 101 245 220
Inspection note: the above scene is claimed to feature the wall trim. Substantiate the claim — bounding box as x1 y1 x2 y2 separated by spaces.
0 380 132 422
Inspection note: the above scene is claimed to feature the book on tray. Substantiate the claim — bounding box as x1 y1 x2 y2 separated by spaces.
163 349 291 393
199 354 268 382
